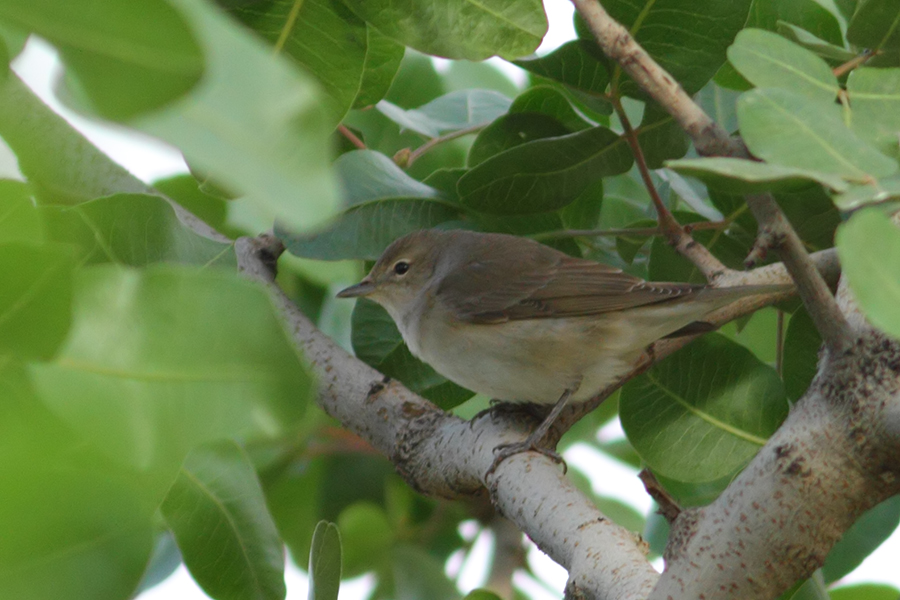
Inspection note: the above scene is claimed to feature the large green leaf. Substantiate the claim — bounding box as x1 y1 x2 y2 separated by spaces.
0 363 155 600
0 243 74 360
746 0 844 46
737 88 899 182
227 0 368 123
350 298 474 409
0 77 149 205
606 0 752 97
727 29 840 104
508 85 595 132
513 40 609 94
41 193 235 268
29 265 313 475
847 0 900 51
0 0 203 119
340 0 546 61
0 180 42 242
162 441 286 600
620 334 788 482
308 521 342 600
832 175 900 210
468 113 571 167
457 126 632 214
376 90 512 138
667 157 849 193
134 0 339 233
334 150 441 205
847 67 900 159
836 208 900 339
280 197 462 260
637 104 689 168
354 27 406 108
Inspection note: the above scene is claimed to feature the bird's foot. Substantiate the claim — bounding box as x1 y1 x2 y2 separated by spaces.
486 435 566 477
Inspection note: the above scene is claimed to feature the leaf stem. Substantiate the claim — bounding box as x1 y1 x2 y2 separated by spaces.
406 124 485 167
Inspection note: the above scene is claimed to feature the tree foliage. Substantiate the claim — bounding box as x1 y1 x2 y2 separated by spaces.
1 0 900 599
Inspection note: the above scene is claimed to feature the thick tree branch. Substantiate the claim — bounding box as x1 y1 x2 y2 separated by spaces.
570 0 853 353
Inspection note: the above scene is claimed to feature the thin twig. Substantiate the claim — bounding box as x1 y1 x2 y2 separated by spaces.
612 97 729 280
530 220 730 242
833 50 876 78
570 0 855 354
639 469 682 523
338 124 366 150
406 123 485 167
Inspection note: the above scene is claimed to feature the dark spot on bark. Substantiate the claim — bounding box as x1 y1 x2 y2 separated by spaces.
775 443 794 459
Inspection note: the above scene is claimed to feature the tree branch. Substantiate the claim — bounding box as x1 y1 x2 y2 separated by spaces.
570 0 854 353
612 96 730 281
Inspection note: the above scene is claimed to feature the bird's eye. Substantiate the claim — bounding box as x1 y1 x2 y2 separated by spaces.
393 261 410 275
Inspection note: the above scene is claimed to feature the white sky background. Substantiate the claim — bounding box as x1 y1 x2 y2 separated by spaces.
7 0 900 598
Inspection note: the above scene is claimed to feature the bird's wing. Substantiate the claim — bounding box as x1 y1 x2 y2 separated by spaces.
435 239 702 324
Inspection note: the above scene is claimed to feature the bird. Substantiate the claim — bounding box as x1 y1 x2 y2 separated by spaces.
338 228 786 471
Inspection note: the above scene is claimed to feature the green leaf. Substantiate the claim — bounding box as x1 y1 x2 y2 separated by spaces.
637 104 689 169
309 521 342 600
822 496 900 582
607 0 752 97
337 502 394 577
847 0 900 51
354 27 406 108
377 89 512 137
41 193 235 268
508 85 594 132
847 67 900 159
227 0 367 123
747 0 844 46
830 584 900 600
442 59 520 97
339 0 546 61
458 126 632 214
696 80 741 133
280 197 462 261
0 242 74 360
780 571 829 600
29 265 313 475
391 545 458 600
351 298 474 409
776 23 857 62
513 40 609 94
153 174 229 230
0 0 203 120
162 441 285 600
135 0 339 233
468 113 571 167
783 309 822 401
0 77 149 205
832 175 900 210
667 157 849 193
0 363 155 600
728 29 840 104
335 150 441 205
134 533 182 595
620 334 789 482
837 208 900 339
0 180 42 242
777 184 841 251
737 88 899 182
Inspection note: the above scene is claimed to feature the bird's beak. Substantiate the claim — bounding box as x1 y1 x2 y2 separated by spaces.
336 278 376 298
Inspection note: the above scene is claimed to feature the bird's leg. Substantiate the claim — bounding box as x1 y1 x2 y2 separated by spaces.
486 387 574 477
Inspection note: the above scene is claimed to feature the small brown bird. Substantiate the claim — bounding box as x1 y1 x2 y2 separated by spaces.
338 229 785 467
